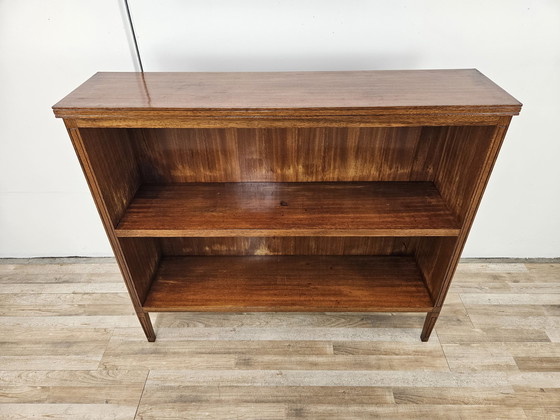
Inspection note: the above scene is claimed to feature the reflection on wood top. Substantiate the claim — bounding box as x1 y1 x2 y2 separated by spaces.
52 70 521 119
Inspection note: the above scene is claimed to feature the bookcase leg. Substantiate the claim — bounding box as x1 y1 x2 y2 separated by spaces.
138 311 156 342
421 310 440 342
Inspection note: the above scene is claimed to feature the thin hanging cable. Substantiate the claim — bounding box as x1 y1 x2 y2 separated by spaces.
124 0 144 72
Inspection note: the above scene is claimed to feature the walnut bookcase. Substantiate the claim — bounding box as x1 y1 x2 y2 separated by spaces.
53 70 521 342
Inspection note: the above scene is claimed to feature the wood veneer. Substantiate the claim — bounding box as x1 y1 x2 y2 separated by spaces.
53 70 521 119
143 256 433 312
131 127 427 183
54 70 521 341
116 182 460 238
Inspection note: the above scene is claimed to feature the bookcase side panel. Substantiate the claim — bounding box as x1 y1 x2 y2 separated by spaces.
118 237 160 304
76 128 141 226
67 126 158 339
427 125 497 222
415 119 513 309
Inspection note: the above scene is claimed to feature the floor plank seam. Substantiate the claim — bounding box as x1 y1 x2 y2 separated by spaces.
97 324 117 371
458 292 476 329
434 329 452 373
133 370 150 420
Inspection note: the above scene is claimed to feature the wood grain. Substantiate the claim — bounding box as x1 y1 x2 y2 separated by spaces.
117 238 160 305
138 385 394 404
0 369 147 405
415 120 513 341
67 113 510 128
132 127 426 183
1 259 559 419
142 256 433 312
159 237 419 256
53 70 521 119
67 126 157 341
134 403 527 420
116 182 460 237
430 125 498 221
73 128 140 228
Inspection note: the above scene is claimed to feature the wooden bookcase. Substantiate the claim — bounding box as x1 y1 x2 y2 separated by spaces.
53 70 521 341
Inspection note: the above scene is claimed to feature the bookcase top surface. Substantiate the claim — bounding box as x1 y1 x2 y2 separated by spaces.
53 69 521 119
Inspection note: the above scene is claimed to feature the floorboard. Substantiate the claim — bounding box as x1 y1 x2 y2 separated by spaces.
0 258 558 419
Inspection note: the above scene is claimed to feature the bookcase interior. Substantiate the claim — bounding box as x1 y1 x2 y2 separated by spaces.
75 125 496 321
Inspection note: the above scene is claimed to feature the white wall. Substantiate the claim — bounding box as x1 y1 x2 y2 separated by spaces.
0 0 136 257
1 0 559 257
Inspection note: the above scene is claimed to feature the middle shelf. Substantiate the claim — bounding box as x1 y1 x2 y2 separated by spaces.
115 182 461 237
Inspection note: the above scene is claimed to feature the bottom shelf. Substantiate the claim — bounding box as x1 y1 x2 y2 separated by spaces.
143 256 433 312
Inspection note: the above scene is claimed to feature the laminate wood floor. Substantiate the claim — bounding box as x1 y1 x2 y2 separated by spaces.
0 258 558 419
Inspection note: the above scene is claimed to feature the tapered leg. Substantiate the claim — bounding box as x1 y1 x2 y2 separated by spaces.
421 309 440 342
138 311 156 342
